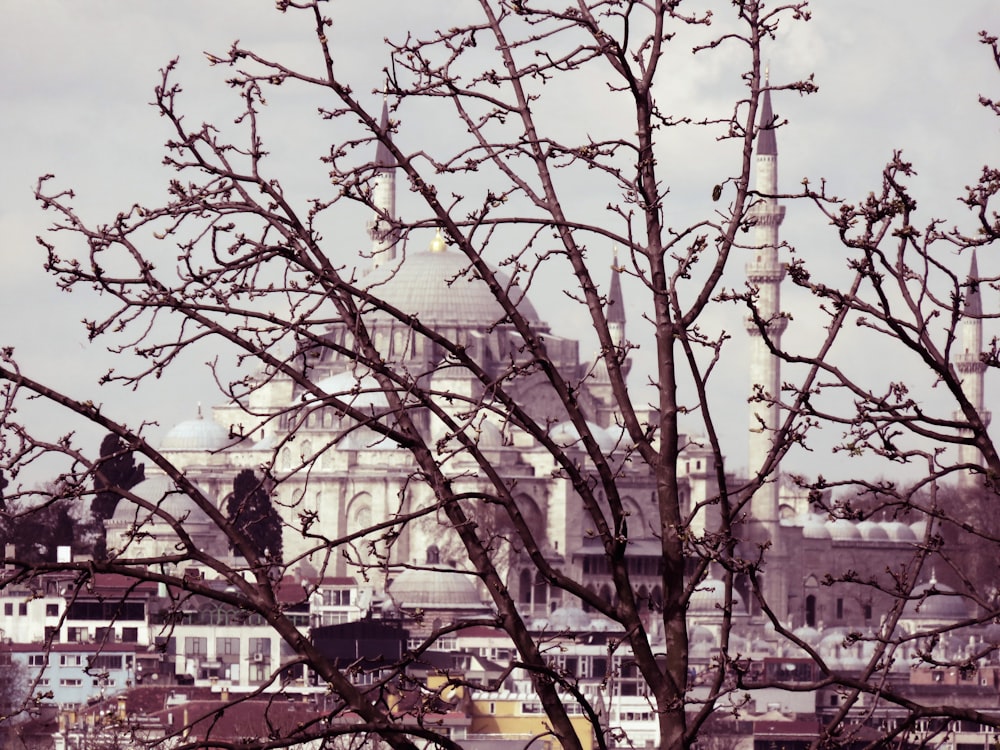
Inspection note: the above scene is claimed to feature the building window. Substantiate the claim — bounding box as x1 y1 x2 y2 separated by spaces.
121 627 139 643
250 637 271 657
60 655 82 667
836 598 844 620
185 637 207 656
3 603 12 616
217 637 240 656
249 663 269 684
59 678 83 687
322 589 351 606
45 604 59 617
18 603 27 616
28 654 47 667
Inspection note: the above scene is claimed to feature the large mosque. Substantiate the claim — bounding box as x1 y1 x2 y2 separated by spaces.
114 88 989 635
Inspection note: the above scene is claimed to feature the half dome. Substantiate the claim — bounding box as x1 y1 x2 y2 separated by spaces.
549 421 616 453
689 578 744 614
109 474 214 526
828 518 861 541
903 577 970 622
388 565 483 608
161 412 231 452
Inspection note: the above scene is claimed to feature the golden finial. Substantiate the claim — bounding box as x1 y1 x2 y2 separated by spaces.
429 228 446 253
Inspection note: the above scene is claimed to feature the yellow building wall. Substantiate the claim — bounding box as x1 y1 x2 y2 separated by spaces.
470 698 595 750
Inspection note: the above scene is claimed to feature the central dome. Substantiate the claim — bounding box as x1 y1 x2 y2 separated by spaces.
364 245 541 328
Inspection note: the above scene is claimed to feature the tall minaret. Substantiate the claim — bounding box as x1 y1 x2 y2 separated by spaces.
607 249 626 353
369 98 399 269
746 76 787 522
591 251 630 429
746 75 788 619
956 251 991 489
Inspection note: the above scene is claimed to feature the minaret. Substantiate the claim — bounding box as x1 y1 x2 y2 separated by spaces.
591 251 630 428
746 74 788 619
607 249 626 353
956 251 991 489
369 98 399 269
746 76 787 522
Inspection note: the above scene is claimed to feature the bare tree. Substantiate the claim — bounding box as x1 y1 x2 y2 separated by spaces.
2 3 1000 750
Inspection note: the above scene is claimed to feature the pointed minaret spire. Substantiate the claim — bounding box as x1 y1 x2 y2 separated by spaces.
965 250 982 318
369 95 399 270
757 70 778 158
374 97 394 169
956 250 991 489
746 71 788 620
590 248 630 427
607 247 626 350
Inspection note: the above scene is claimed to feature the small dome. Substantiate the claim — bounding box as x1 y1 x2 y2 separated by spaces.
856 521 889 542
791 625 823 645
161 410 231 452
251 432 281 452
473 420 503 449
365 246 540 329
881 521 917 543
817 628 850 652
110 474 213 526
828 518 861 541
910 519 932 541
799 514 831 540
689 579 743 614
903 577 970 622
549 421 616 453
338 425 396 451
690 624 715 644
545 606 594 632
983 623 1000 645
389 566 483 608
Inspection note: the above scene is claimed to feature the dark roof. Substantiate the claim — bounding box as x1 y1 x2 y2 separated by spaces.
6 640 144 654
312 619 406 666
757 87 777 157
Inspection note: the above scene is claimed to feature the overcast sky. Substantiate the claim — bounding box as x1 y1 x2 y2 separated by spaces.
1 2 997 485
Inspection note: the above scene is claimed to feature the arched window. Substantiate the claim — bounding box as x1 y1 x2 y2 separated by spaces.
651 586 663 612
534 571 547 609
805 595 817 627
599 584 613 606
637 585 650 612
519 569 532 604
427 545 440 565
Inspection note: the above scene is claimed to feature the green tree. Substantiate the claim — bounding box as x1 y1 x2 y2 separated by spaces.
227 468 283 565
90 432 145 558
